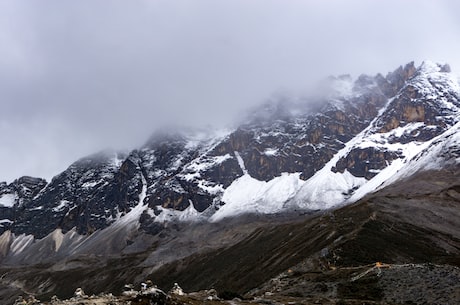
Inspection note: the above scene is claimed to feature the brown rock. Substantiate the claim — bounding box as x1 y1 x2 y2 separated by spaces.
403 105 425 122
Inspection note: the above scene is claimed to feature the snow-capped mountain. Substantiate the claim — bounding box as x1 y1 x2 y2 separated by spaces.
1 61 460 304
0 60 458 243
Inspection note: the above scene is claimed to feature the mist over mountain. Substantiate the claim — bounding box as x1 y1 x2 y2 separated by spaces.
0 61 459 304
1 0 460 182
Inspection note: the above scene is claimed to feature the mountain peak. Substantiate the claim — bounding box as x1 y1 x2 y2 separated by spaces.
418 60 451 74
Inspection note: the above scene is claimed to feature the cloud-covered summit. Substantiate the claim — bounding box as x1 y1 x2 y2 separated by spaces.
1 0 459 182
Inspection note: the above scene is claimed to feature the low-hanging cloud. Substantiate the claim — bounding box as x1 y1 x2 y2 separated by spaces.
1 0 459 182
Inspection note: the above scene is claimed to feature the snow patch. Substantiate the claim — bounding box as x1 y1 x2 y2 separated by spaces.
234 151 248 175
0 219 13 226
293 170 367 210
154 202 202 223
196 180 224 195
184 154 232 177
53 200 70 212
0 193 17 207
30 206 44 211
82 180 99 189
387 122 426 138
112 153 124 168
381 121 460 187
114 172 148 226
145 208 156 218
182 172 200 181
211 173 305 222
264 148 278 156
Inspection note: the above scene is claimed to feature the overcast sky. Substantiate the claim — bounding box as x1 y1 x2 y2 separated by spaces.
1 0 460 183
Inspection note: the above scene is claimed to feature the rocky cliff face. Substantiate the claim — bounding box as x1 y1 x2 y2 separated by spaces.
332 61 460 180
0 61 458 240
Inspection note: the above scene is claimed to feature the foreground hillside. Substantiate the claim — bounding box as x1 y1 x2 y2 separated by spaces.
1 161 459 304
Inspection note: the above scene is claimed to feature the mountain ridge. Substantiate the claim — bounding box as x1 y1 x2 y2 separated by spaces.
0 60 459 239
0 60 459 304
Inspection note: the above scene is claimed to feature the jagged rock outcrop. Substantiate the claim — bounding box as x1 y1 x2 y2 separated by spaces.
333 61 460 180
332 147 402 179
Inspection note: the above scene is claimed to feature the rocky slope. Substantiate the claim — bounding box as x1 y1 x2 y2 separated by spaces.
2 159 459 304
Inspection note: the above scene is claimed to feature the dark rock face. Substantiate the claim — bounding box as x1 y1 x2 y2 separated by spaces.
332 147 402 179
0 176 47 206
10 151 134 238
139 134 224 213
0 176 47 232
13 176 47 202
335 61 460 179
212 87 388 182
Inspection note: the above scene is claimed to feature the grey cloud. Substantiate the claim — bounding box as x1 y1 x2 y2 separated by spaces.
1 0 460 182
